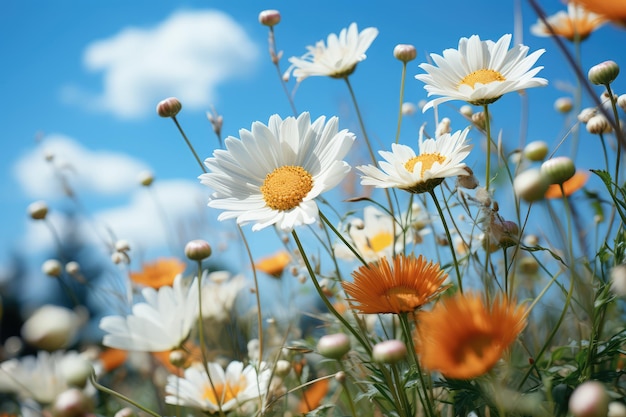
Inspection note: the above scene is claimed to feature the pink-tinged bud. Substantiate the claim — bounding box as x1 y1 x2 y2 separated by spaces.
52 388 94 417
138 170 154 187
554 97 573 113
185 239 212 261
541 156 576 185
586 115 612 134
156 97 182 118
393 44 417 62
524 141 549 162
372 340 407 364
317 333 351 359
258 9 281 26
514 169 549 202
42 259 62 277
569 381 609 417
588 60 620 85
28 200 48 220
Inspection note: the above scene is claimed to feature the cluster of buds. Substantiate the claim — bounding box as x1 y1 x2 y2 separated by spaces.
111 239 131 264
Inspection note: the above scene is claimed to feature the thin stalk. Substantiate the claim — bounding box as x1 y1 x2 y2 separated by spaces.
395 62 408 144
483 104 493 191
267 26 298 116
91 372 162 417
171 116 207 174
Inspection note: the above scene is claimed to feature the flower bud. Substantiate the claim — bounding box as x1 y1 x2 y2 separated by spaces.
401 102 417 116
524 234 539 246
610 264 626 297
541 156 576 185
52 388 94 417
28 200 49 220
258 9 281 26
460 105 474 117
317 333 351 359
42 259 63 277
456 166 479 189
138 170 154 187
335 370 347 383
609 402 626 417
586 114 612 134
578 107 598 123
372 340 407 364
274 359 292 378
115 239 130 253
169 349 188 368
393 44 417 62
61 355 94 388
618 94 626 112
21 305 80 351
554 97 573 113
569 381 609 417
524 141 549 162
588 60 620 85
65 261 80 276
185 239 212 261
436 117 451 137
156 97 182 118
471 111 487 130
514 169 549 202
498 221 520 248
518 256 539 274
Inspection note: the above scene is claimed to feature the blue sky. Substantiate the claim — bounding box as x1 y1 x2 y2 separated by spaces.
1 0 626 312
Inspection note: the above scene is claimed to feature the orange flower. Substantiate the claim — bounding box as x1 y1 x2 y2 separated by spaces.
531 2 606 41
298 378 330 413
255 250 291 277
129 258 186 288
97 348 128 373
544 170 589 199
415 292 527 380
342 254 449 314
573 0 626 26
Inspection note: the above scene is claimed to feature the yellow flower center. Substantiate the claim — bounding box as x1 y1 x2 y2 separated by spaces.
459 69 506 88
261 165 314 211
202 378 246 405
405 153 446 176
454 333 493 362
366 232 394 253
385 286 424 312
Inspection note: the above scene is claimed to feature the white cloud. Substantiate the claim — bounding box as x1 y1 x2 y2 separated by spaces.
13 134 149 199
68 9 259 118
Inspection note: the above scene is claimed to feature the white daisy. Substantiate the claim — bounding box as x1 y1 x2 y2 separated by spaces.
358 128 473 194
201 271 246 322
165 361 271 413
335 205 404 262
199 112 355 232
415 34 547 110
286 22 378 82
0 351 90 404
99 274 199 352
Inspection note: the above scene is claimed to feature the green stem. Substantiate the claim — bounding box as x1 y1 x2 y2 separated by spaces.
483 104 493 191
344 77 377 165
606 83 622 190
395 62 408 144
171 116 207 174
90 372 162 417
319 211 368 267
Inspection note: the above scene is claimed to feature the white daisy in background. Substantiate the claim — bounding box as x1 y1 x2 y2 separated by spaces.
335 205 404 262
0 351 91 404
358 128 473 194
199 112 355 232
165 361 271 413
201 271 247 322
415 34 547 111
530 2 605 41
99 274 200 352
286 22 378 82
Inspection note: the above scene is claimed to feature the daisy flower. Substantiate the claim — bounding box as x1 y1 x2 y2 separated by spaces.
531 2 605 41
201 271 246 322
415 34 547 110
99 274 199 352
286 23 378 82
335 205 404 262
165 361 271 413
199 112 355 232
342 254 449 314
415 292 527 379
358 128 473 194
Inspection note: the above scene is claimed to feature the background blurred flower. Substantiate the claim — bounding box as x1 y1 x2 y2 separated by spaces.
531 2 605 41
199 112 355 232
573 0 626 26
129 258 186 288
416 292 527 379
286 22 378 81
416 34 547 110
21 304 82 351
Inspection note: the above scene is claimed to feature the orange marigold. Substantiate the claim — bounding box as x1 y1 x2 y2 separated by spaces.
130 258 186 288
415 292 527 379
342 254 449 314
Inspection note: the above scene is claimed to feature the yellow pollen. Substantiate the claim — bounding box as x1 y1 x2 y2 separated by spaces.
405 153 446 176
202 378 246 405
261 165 314 211
366 232 394 253
459 69 506 88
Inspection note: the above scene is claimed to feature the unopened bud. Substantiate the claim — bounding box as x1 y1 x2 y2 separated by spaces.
498 221 519 248
185 239 212 261
393 44 417 62
169 349 188 368
554 97 573 113
61 355 94 389
52 388 94 417
274 359 292 378
460 105 474 117
115 239 130 253
138 170 154 187
518 256 539 274
156 97 182 118
28 201 49 220
317 333 351 360
471 111 487 130
65 261 80 276
569 381 609 417
588 60 620 85
586 115 611 134
258 9 281 26
42 259 62 277
524 141 549 162
578 107 598 123
335 370 347 384
456 166 479 189
401 102 417 116
541 156 576 185
610 264 626 297
372 340 407 364
514 169 548 202
609 402 626 417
